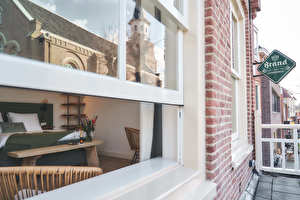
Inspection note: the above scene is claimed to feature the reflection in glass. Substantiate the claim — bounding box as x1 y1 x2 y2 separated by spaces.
0 0 119 77
262 142 270 167
126 0 178 89
273 142 282 168
285 142 294 169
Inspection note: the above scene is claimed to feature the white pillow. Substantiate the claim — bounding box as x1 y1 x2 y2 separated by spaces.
0 112 3 123
8 112 42 132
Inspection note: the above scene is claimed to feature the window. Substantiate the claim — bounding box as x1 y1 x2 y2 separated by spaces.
231 77 238 139
253 26 259 60
231 13 239 73
255 85 260 111
0 1 186 195
173 0 183 13
272 91 280 112
230 4 241 143
0 0 185 105
230 0 251 166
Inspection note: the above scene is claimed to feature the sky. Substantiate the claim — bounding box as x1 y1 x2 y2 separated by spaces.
30 0 120 39
255 0 300 102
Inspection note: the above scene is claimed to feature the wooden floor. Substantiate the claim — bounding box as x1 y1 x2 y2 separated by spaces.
99 155 131 173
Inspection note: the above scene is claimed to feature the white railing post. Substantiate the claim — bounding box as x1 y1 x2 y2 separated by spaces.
270 142 274 168
294 128 299 170
255 111 262 171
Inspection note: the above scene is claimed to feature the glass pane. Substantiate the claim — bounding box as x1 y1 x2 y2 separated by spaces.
273 142 282 168
231 78 237 134
126 0 178 89
262 128 271 138
173 0 183 13
0 0 119 77
262 142 270 167
231 13 239 72
285 142 294 169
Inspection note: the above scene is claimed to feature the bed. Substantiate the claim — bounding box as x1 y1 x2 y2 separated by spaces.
0 102 87 167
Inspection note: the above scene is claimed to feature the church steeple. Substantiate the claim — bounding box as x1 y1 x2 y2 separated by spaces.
128 2 150 41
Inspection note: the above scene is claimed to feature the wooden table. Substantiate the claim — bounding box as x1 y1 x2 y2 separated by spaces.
8 139 103 167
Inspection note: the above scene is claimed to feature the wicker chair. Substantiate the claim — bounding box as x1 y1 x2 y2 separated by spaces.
125 127 140 164
0 166 103 200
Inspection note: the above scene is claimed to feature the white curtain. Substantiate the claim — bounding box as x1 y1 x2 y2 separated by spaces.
139 102 154 161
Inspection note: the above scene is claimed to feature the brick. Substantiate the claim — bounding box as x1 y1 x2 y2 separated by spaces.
204 0 257 199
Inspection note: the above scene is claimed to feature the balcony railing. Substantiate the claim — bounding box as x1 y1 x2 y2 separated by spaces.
255 112 300 175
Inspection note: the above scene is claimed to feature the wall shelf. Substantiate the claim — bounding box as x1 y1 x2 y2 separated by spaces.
61 94 85 130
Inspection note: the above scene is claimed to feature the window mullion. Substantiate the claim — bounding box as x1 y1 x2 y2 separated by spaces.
177 30 183 100
117 0 127 81
177 106 183 164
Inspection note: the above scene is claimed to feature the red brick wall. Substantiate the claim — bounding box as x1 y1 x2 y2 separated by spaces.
205 0 257 199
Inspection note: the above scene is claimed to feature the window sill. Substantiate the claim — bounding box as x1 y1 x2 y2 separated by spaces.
28 158 199 200
232 144 253 169
165 180 217 200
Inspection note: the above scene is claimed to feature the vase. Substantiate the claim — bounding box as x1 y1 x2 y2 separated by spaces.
86 131 94 141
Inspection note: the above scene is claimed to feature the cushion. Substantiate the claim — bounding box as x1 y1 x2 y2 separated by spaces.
0 122 26 133
8 112 42 132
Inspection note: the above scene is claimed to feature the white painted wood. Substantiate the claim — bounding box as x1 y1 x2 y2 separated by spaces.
0 54 183 105
177 30 184 98
261 138 294 143
177 107 183 164
261 124 300 129
261 167 300 176
162 105 178 161
257 123 300 174
255 111 262 171
114 166 198 200
294 129 299 170
118 0 126 81
270 142 274 168
155 0 188 31
28 158 180 200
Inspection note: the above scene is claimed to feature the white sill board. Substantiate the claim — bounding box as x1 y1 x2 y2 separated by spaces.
232 144 253 169
114 165 198 200
28 158 196 200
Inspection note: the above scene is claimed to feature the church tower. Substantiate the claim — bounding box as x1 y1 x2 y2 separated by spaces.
128 3 150 41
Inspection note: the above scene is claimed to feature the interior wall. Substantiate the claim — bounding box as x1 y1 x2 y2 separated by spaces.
83 97 140 159
162 105 178 160
139 103 154 161
0 87 66 129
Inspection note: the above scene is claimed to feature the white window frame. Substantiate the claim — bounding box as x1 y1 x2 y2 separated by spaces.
272 90 280 113
255 84 261 111
0 0 187 106
230 0 253 168
230 2 242 144
0 1 189 198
